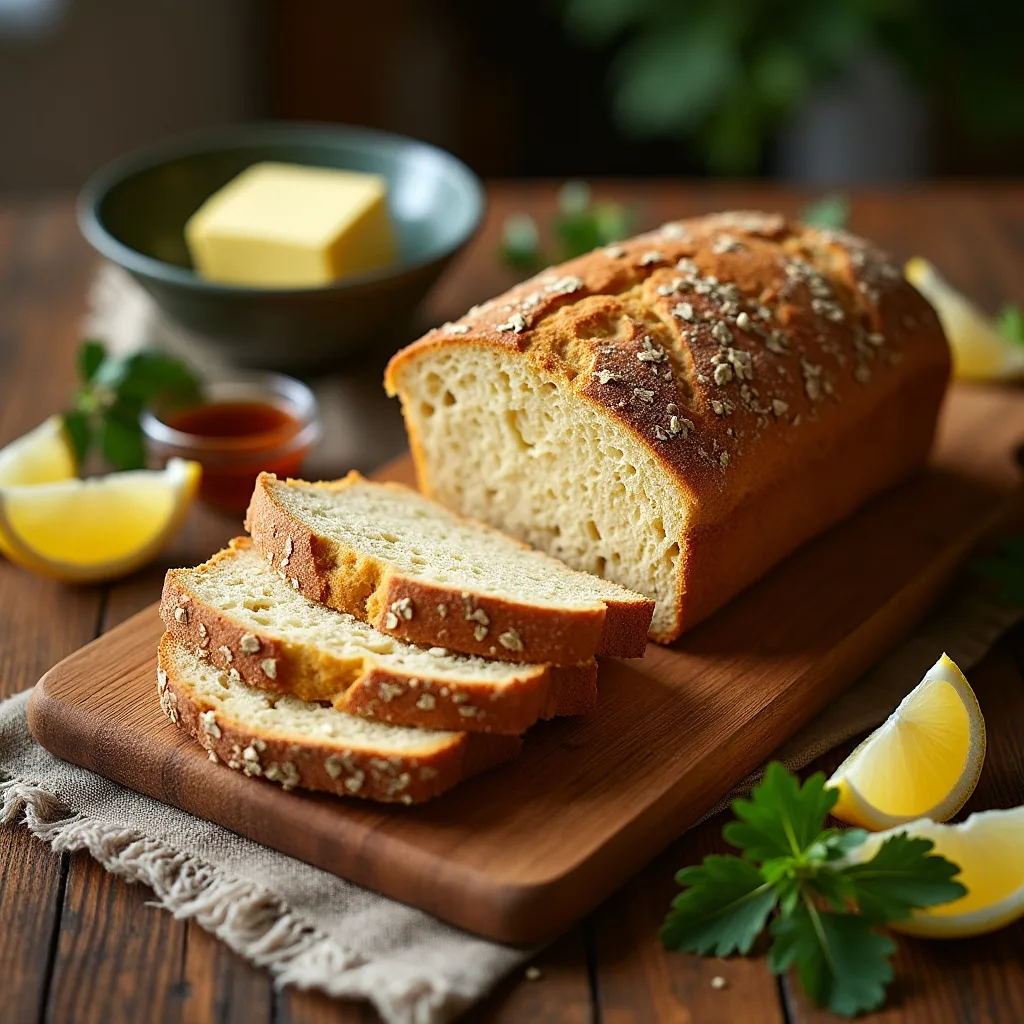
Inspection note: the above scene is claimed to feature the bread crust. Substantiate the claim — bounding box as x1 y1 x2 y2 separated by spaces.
157 633 521 804
160 539 598 734
384 211 951 641
245 472 653 664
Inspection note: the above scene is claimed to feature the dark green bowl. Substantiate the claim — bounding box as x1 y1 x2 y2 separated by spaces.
78 123 485 371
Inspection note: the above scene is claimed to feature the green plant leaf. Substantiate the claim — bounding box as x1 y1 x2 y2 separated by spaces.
561 0 654 45
768 901 895 1017
610 19 741 138
724 763 838 862
93 350 200 406
77 340 107 383
802 193 850 229
61 410 91 465
99 399 147 471
840 832 966 922
661 855 778 956
996 305 1024 348
499 213 544 273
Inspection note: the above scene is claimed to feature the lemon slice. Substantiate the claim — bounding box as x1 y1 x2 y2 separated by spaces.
828 654 985 830
849 807 1024 938
905 257 1024 381
0 416 77 487
0 458 201 583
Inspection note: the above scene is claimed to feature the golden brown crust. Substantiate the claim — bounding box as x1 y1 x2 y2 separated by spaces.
245 471 653 664
385 211 951 641
160 540 599 734
156 633 521 804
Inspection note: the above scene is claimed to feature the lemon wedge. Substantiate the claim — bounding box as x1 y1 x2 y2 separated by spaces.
0 416 77 488
905 257 1024 381
828 654 986 831
0 458 200 583
849 807 1024 938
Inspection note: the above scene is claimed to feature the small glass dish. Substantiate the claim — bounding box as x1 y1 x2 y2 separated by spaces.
142 370 322 518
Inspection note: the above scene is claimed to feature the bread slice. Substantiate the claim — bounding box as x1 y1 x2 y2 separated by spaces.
245 471 654 665
161 538 597 734
157 634 520 804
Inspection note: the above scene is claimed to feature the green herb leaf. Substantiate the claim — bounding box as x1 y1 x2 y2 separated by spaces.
660 764 966 1018
93 350 200 406
500 213 544 274
724 762 838 862
99 401 147 471
768 901 894 1018
661 855 778 956
801 193 850 229
77 339 107 383
61 410 91 466
840 832 965 922
996 305 1024 348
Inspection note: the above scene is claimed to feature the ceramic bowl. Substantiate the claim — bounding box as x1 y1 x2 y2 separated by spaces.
78 123 485 371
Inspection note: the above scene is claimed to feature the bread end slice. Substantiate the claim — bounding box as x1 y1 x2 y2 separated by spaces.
157 634 520 804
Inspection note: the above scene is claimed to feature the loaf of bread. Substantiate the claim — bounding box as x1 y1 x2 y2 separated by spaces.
161 537 597 734
385 212 950 641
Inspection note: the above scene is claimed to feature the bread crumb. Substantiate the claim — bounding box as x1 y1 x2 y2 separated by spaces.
711 976 727 990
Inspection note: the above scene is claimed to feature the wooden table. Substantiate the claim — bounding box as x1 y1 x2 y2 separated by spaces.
2 185 1024 1024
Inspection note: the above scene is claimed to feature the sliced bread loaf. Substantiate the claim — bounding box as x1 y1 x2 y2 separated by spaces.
245 471 654 665
161 538 597 734
157 634 520 804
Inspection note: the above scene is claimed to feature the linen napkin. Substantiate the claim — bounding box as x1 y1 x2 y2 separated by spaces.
2 575 1018 1024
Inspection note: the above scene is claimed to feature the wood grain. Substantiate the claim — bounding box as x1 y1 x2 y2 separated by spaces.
26 386 1024 945
4 189 1024 1023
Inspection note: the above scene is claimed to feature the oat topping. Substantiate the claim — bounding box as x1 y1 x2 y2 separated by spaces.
771 398 789 417
228 667 241 682
673 301 695 322
473 624 489 642
218 645 233 663
437 603 448 617
157 667 168 693
498 628 524 652
496 312 528 334
711 234 742 254
385 612 399 630
633 387 655 403
638 250 664 266
390 597 414 621
720 451 731 468
416 693 437 711
261 658 278 679
240 633 260 654
603 245 626 258
200 710 221 739
659 222 692 240
441 322 470 335
174 606 187 624
594 369 622 385
713 363 734 386
379 682 405 703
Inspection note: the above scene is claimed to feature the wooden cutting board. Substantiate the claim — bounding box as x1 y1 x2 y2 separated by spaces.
28 386 1024 944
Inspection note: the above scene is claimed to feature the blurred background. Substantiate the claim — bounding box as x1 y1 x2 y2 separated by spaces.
3 0 1024 196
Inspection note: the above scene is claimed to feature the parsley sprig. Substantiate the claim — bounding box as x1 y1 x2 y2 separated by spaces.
499 181 633 274
661 763 965 1017
62 341 200 472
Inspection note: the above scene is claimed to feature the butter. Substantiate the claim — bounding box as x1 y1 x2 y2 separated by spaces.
185 162 397 288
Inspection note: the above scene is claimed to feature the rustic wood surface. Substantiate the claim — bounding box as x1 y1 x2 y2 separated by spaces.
1 186 1023 1020
26 380 1024 944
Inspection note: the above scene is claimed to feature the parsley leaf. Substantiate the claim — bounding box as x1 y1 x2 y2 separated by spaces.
660 856 778 956
62 341 200 472
801 193 850 229
661 762 966 1017
724 762 838 861
996 304 1024 348
840 832 965 923
768 901 895 1018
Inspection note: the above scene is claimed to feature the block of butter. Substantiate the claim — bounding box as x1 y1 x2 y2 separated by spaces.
185 162 397 288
